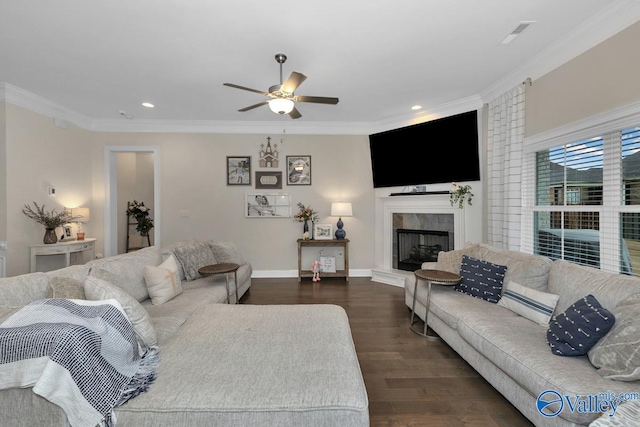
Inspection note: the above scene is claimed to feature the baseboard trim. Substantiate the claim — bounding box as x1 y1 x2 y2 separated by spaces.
251 269 372 279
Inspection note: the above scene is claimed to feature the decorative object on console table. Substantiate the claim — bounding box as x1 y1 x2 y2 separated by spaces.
70 207 90 241
331 202 353 240
297 238 349 282
293 202 319 236
22 202 77 244
449 182 473 208
313 223 332 240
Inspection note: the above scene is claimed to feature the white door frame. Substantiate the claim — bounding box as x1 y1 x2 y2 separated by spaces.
104 146 161 257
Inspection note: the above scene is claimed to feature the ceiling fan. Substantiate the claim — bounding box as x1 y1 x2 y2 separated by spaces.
223 53 339 119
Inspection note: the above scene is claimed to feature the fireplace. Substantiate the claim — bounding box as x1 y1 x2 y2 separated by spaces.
395 229 450 271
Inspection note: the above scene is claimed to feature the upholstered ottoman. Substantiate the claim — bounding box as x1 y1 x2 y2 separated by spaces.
115 304 369 426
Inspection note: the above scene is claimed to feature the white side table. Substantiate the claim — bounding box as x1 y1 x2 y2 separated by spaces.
30 238 96 273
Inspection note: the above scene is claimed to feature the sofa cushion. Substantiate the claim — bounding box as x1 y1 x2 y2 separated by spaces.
84 275 158 349
548 260 640 314
171 240 218 281
436 244 481 274
456 314 634 425
0 272 50 307
547 294 615 357
144 254 183 305
588 292 640 381
47 276 86 300
87 247 162 302
497 280 559 325
455 255 506 303
208 241 246 265
477 244 553 292
142 277 229 319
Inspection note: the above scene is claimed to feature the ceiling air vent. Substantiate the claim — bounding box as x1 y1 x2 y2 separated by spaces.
500 21 535 45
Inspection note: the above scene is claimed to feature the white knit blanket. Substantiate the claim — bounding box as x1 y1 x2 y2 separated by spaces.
0 298 157 427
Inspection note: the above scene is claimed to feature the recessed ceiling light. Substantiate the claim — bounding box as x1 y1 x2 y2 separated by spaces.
411 105 422 110
142 102 155 108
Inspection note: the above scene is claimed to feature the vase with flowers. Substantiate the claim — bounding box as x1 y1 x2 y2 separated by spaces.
450 182 474 209
22 202 77 244
293 202 319 239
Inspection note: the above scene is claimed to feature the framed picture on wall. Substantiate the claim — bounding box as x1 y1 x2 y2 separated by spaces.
286 155 311 185
255 171 283 189
246 192 292 218
227 156 251 185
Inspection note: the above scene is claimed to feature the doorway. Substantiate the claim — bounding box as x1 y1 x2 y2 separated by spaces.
104 146 160 257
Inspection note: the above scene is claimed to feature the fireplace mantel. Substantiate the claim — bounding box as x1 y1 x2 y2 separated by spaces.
372 193 466 286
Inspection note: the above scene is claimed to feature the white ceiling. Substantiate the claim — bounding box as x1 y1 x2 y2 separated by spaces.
1 0 639 133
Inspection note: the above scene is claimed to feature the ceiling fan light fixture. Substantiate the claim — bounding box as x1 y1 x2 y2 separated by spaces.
269 98 294 115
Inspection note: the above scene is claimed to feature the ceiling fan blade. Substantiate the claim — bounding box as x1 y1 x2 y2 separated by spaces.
223 83 269 96
294 95 339 105
238 101 269 112
281 72 307 93
289 106 302 119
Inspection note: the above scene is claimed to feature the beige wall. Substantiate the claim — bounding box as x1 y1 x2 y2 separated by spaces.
526 21 640 137
2 105 375 276
5 105 94 275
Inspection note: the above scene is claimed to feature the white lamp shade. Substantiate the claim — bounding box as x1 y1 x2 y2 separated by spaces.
331 202 353 217
269 98 294 114
71 207 90 223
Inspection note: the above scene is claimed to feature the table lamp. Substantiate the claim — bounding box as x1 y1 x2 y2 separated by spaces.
331 202 352 240
71 207 90 240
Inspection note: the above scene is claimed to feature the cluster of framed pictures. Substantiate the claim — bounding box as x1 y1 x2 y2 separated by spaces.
227 155 311 188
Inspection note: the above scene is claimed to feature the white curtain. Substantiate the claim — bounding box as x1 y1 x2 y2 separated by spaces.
486 84 525 250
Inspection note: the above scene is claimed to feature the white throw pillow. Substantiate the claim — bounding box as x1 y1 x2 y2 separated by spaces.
497 280 559 325
144 255 183 305
84 275 158 349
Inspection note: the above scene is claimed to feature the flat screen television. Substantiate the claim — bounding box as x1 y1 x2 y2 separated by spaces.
369 110 480 188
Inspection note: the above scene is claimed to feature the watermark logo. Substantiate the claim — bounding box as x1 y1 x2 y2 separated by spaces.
537 390 563 417
536 390 640 418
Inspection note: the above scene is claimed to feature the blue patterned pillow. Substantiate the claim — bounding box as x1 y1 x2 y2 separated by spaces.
547 294 615 357
455 255 507 303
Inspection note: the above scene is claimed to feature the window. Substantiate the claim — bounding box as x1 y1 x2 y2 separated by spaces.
523 112 640 276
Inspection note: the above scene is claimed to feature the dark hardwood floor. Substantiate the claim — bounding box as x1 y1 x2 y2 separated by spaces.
241 277 534 427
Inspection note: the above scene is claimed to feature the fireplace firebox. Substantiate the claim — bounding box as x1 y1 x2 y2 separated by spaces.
395 229 450 271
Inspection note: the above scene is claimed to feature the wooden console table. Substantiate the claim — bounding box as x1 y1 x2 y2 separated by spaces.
297 239 349 282
30 238 96 273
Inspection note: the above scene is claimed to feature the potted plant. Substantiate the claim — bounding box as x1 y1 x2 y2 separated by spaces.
293 202 319 238
126 200 154 236
22 202 76 244
450 183 474 209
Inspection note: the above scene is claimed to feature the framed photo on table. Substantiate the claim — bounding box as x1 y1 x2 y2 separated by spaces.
313 223 333 240
227 156 251 186
286 155 311 185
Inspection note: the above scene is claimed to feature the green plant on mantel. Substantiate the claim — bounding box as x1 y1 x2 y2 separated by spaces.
22 202 76 229
450 183 474 209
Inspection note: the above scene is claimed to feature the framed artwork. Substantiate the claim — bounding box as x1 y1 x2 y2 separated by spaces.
286 155 311 185
313 223 333 240
227 156 251 186
246 192 292 218
255 171 283 189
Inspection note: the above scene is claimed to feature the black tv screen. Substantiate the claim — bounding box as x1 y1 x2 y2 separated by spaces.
369 110 480 188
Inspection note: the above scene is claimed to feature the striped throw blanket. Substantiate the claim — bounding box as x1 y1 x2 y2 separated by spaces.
0 299 158 427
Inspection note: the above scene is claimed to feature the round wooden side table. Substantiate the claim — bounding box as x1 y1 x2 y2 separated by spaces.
410 269 461 339
198 263 240 304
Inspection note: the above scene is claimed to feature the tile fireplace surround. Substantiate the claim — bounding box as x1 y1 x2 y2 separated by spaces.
372 193 466 286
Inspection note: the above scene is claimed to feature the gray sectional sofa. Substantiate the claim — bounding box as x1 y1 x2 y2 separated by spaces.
0 239 369 426
405 243 640 426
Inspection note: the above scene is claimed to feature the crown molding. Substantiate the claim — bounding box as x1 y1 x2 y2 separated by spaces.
481 0 640 104
0 82 92 129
